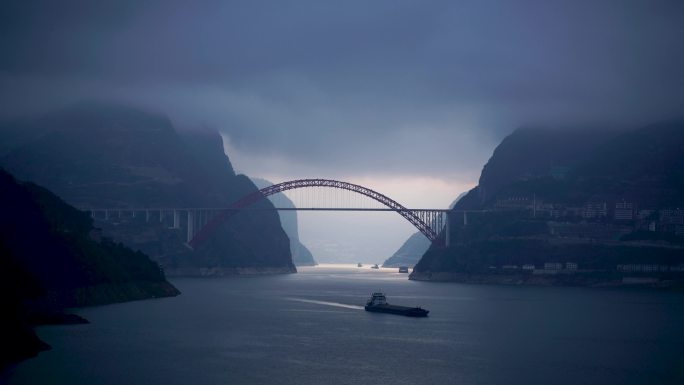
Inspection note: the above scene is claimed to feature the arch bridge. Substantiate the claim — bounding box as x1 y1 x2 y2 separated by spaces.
87 179 475 248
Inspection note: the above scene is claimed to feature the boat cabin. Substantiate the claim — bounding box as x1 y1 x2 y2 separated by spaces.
367 292 387 306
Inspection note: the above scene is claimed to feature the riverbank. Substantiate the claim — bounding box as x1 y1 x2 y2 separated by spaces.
164 266 297 277
409 271 684 288
1 280 179 371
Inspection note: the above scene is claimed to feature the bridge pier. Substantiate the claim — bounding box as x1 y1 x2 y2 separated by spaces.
444 212 449 247
173 210 180 229
199 210 209 228
187 210 195 243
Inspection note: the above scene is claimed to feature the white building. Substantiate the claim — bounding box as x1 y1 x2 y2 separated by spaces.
614 200 634 221
544 262 563 270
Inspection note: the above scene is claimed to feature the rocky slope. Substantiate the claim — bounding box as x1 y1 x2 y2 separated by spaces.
382 192 466 267
0 169 179 369
0 102 295 276
381 232 430 268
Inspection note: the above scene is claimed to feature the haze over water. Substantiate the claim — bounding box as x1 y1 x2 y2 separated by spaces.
5 265 684 385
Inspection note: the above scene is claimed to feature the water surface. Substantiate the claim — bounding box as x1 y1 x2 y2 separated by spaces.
4 265 684 385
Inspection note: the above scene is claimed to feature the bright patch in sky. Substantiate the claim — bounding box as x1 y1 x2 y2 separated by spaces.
223 133 475 263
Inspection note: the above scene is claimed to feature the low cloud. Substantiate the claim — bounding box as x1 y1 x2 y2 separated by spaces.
1 0 683 181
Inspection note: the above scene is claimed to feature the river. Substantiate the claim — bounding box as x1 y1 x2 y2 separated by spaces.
4 265 684 385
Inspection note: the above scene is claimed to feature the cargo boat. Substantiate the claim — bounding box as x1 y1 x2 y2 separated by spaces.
364 292 429 317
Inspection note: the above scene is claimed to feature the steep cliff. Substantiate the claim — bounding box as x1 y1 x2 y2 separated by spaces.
475 122 684 208
454 127 618 210
0 102 294 275
0 169 179 368
251 178 317 266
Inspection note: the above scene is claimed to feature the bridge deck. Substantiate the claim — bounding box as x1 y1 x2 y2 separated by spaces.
84 207 481 212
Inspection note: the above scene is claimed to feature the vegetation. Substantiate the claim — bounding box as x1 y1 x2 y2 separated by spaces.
0 169 179 368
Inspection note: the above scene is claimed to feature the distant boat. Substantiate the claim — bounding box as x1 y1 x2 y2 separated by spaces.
357 263 363 267
371 264 379 269
364 292 428 317
398 266 409 273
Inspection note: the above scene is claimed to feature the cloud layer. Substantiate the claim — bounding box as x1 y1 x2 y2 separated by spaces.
2 0 683 180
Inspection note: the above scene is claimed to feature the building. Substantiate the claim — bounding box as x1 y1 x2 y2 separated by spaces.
583 202 607 219
659 209 684 233
548 222 630 240
495 196 533 210
660 209 684 225
544 262 563 270
614 200 634 221
617 264 669 273
676 226 684 237
637 209 655 220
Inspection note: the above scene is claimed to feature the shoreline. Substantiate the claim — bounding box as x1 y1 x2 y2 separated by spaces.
409 271 684 288
164 266 297 277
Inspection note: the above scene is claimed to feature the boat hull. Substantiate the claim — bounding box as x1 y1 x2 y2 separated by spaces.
364 304 429 317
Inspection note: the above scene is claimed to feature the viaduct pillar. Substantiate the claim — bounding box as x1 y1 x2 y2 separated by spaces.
187 210 195 243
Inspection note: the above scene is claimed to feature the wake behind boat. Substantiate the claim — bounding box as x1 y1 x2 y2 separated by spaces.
364 292 429 317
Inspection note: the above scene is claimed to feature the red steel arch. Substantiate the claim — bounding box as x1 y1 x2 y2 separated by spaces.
189 179 441 248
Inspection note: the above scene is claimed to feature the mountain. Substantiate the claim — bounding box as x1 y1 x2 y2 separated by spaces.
475 122 684 208
381 232 430 268
454 127 619 210
0 101 294 276
412 122 684 286
0 169 179 368
251 178 317 266
382 192 467 267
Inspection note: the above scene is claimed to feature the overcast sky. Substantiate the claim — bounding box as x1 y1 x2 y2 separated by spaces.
2 0 683 260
